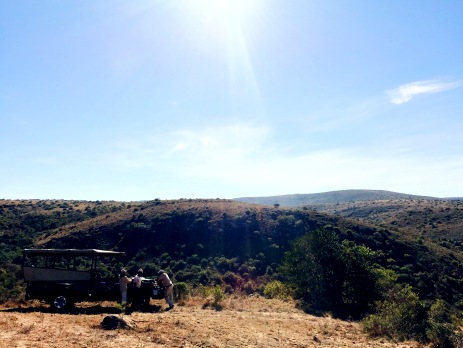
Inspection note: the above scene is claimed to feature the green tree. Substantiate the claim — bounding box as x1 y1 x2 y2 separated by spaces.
281 228 379 318
340 240 379 317
283 229 345 311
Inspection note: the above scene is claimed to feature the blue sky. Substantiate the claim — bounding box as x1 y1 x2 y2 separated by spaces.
1 0 462 201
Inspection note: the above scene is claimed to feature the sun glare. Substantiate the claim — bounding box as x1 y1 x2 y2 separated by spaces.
185 0 260 34
175 0 266 120
197 0 254 19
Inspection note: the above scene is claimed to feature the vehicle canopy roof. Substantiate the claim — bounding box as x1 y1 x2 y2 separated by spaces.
23 249 126 257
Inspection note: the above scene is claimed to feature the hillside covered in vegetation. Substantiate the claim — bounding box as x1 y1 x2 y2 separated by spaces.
2 196 463 314
236 190 463 254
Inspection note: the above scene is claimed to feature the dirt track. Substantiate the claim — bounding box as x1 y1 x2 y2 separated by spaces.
0 297 421 348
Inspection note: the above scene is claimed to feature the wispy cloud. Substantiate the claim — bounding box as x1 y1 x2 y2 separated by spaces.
387 79 460 104
170 142 188 153
107 123 271 171
103 120 463 199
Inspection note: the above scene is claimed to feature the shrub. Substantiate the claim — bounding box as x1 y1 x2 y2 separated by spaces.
211 285 225 306
198 271 210 285
202 285 225 309
263 280 291 300
222 271 242 288
242 282 255 295
426 299 458 348
363 284 427 342
173 282 190 301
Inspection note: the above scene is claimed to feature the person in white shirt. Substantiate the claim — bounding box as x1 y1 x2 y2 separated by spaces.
157 269 174 310
118 269 132 306
132 268 145 310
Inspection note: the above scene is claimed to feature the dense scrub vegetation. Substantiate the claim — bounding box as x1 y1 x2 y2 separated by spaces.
282 228 463 345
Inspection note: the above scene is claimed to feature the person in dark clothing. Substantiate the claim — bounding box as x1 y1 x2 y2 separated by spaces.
131 268 145 310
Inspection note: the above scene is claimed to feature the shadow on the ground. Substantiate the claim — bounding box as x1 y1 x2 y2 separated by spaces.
1 303 163 315
125 304 163 315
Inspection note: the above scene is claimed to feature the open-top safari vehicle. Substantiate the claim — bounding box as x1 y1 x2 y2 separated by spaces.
23 248 165 311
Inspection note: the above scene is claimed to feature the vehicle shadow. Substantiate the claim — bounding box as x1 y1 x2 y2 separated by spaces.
1 303 164 315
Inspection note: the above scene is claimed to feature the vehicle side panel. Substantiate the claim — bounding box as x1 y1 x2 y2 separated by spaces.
24 267 91 282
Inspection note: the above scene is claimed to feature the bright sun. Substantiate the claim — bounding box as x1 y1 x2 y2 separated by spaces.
175 0 265 109
202 0 247 19
185 0 260 33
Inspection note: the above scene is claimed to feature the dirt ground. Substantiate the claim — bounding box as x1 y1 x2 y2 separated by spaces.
0 297 423 348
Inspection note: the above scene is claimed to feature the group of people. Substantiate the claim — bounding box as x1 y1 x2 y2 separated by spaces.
118 267 174 311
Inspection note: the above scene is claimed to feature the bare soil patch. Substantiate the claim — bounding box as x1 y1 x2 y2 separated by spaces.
0 297 422 348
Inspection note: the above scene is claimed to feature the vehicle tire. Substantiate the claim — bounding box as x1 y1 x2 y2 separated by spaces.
144 295 151 307
50 294 73 311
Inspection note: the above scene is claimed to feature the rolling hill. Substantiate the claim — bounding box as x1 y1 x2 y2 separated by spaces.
235 190 463 248
234 189 438 206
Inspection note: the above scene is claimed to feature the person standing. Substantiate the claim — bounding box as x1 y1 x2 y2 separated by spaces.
157 269 174 310
118 269 132 306
132 268 145 310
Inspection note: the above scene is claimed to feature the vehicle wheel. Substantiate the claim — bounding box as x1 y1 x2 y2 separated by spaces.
51 295 72 311
144 295 151 307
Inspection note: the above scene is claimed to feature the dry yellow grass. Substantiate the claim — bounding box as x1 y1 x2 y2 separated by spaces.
0 296 424 348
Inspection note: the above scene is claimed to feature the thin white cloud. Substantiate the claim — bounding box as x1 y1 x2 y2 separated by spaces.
107 123 270 170
171 142 188 152
104 121 463 199
154 145 463 199
387 79 460 104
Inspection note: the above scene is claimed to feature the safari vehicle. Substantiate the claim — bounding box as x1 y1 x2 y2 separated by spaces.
23 248 166 311
23 248 126 310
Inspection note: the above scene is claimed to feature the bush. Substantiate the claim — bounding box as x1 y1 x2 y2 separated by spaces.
173 282 190 301
263 280 291 300
363 273 463 346
211 285 225 306
0 264 24 303
222 271 242 288
363 284 427 342
202 285 225 309
198 271 210 285
426 299 458 348
174 270 195 283
242 282 255 295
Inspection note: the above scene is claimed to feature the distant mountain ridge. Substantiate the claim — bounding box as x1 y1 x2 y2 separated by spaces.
234 189 439 206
